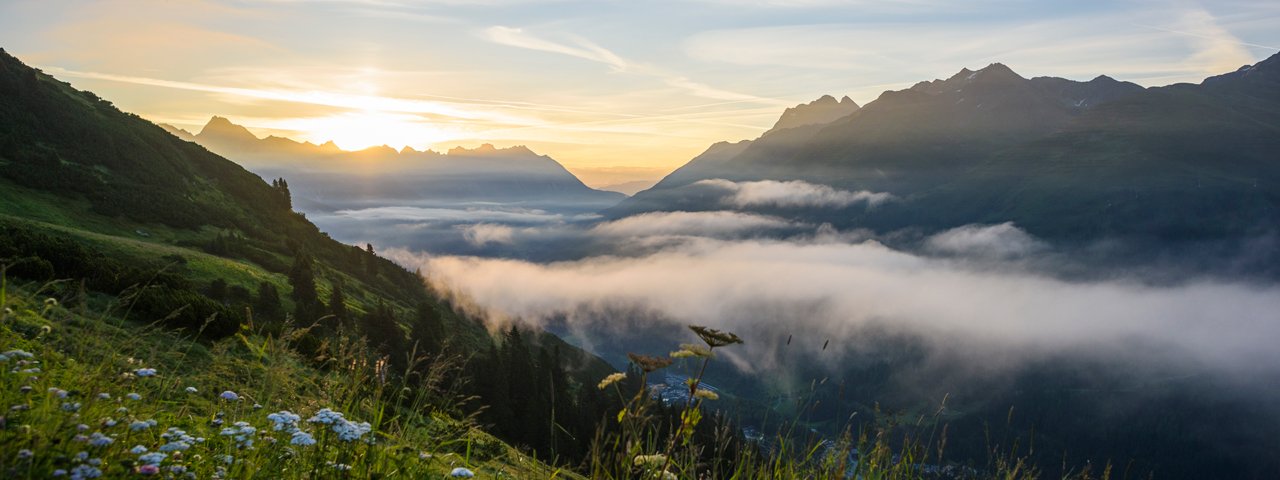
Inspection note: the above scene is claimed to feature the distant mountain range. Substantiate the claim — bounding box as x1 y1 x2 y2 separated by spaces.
612 53 1280 271
166 117 625 212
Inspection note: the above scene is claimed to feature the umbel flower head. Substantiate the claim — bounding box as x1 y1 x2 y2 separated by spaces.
689 325 743 348
597 372 626 390
627 353 672 373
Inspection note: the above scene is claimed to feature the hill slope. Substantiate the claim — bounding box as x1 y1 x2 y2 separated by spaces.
0 47 618 470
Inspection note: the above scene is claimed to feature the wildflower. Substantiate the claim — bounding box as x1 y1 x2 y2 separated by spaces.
75 451 89 461
19 385 32 393
159 441 190 452
290 431 316 446
17 448 33 459
130 421 152 431
10 404 29 411
88 432 114 447
3 349 34 359
53 469 67 476
659 471 677 480
134 368 157 377
307 408 371 441
693 389 719 401
267 411 301 431
102 418 117 427
74 434 89 442
220 422 256 449
419 452 432 460
670 349 697 359
50 387 69 398
131 445 148 454
252 403 262 410
69 464 102 480
598 372 626 390
219 454 234 465
139 452 166 465
184 387 197 393
219 391 239 401
97 393 110 400
627 353 673 373
633 454 668 467
77 423 90 431
116 407 129 414
450 467 476 478
62 402 82 412
678 343 714 358
137 465 160 475
689 325 744 347
168 465 187 474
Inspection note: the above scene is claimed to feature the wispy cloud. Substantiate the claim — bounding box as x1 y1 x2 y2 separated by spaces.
682 6 1279 89
40 66 532 125
480 26 792 106
589 211 794 238
697 179 893 208
924 222 1046 258
459 223 517 246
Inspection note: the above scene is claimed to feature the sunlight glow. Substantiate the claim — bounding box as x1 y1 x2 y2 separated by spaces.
274 111 457 151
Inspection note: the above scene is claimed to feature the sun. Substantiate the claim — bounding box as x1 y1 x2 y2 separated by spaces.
293 110 453 152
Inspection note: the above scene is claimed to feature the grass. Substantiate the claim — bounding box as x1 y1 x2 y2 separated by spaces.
0 276 581 479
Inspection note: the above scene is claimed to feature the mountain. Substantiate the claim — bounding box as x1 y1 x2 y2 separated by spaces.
182 117 625 212
611 55 1280 272
768 94 859 132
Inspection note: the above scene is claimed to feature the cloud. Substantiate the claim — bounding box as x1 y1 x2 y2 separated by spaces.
39 66 533 125
681 6 1279 90
459 223 517 246
589 211 794 238
924 222 1046 258
482 26 631 72
413 236 1280 376
479 26 790 106
328 206 567 225
697 179 893 208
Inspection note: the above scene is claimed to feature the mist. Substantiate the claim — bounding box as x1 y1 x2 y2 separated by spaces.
390 222 1280 380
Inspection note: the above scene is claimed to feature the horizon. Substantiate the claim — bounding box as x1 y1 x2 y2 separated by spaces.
3 0 1279 188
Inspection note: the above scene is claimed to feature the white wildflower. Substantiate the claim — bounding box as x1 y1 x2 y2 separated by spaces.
598 372 626 390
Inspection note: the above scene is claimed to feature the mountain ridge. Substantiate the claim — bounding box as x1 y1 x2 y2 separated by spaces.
611 53 1280 274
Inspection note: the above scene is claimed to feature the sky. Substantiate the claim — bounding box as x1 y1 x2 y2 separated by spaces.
2 0 1278 187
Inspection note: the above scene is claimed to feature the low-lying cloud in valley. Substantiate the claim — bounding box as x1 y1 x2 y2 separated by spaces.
697 178 894 208
400 220 1280 379
589 210 794 238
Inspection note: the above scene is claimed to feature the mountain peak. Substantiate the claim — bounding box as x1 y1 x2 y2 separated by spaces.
768 94 861 132
197 116 258 141
446 143 537 157
974 62 1023 81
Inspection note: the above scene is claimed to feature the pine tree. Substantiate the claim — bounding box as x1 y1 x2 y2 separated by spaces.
408 302 445 357
328 281 349 329
287 253 322 324
253 281 282 321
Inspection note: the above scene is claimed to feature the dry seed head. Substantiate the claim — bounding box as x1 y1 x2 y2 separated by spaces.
627 353 673 373
689 325 743 348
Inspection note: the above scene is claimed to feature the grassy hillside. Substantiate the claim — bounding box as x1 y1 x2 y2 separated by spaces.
0 282 580 479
